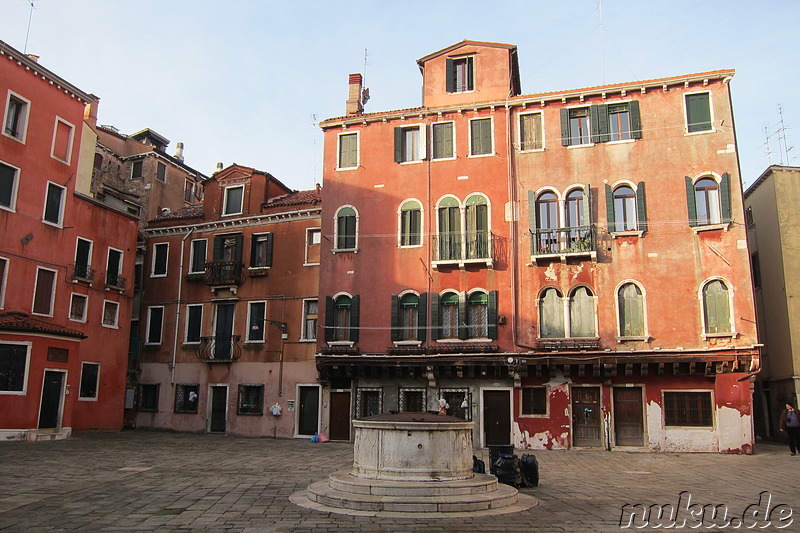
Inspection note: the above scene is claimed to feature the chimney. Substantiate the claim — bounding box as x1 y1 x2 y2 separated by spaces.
346 73 363 115
215 162 224 173
175 142 184 162
26 54 39 63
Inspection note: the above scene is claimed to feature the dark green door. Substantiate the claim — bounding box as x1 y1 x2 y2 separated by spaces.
210 386 227 433
38 371 64 429
298 386 319 436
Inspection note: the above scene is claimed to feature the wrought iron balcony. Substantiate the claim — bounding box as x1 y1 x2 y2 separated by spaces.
530 225 596 258
204 260 244 286
196 335 242 362
71 263 95 283
105 273 126 290
432 231 494 266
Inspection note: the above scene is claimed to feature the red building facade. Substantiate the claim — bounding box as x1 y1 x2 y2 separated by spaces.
317 40 759 452
0 40 138 440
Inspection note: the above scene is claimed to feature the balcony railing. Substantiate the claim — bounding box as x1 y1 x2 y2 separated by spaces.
196 335 242 362
71 263 95 283
204 260 244 286
530 225 596 257
105 273 126 290
432 231 494 265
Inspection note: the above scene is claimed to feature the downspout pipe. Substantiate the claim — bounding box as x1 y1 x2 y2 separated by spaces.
171 227 195 384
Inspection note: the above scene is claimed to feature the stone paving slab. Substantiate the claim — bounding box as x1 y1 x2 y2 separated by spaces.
0 431 797 532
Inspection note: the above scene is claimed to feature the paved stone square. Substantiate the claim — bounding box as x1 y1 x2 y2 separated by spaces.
0 431 797 532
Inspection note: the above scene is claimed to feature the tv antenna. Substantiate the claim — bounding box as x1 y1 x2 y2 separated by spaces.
361 49 370 106
765 105 795 166
597 0 605 84
23 1 36 54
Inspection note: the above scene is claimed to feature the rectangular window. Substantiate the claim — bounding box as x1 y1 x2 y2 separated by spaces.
32 267 57 316
174 384 199 413
247 301 266 342
0 257 8 308
131 160 143 179
521 387 547 415
607 103 631 141
238 384 264 415
519 112 543 151
156 161 167 183
185 304 203 343
79 362 100 400
399 388 426 412
74 238 93 281
184 179 194 203
51 118 74 163
145 306 164 345
470 118 493 156
305 228 321 265
0 161 20 211
102 300 119 328
356 388 382 418
3 92 30 142
568 107 591 145
337 132 358 169
446 56 474 93
302 299 318 341
250 233 273 268
69 293 88 322
223 185 244 216
189 239 207 274
686 92 712 133
106 248 124 289
745 206 754 228
751 252 761 289
0 342 30 393
151 242 168 277
43 182 66 226
394 125 425 163
431 122 454 160
137 383 159 411
664 391 713 426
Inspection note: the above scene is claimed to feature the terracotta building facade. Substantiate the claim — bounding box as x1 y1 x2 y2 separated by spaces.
317 40 759 452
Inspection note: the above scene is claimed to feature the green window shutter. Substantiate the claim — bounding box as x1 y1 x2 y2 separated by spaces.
390 295 400 341
487 290 498 339
394 127 403 163
350 295 360 342
636 182 647 232
720 172 732 223
685 176 698 227
431 293 441 340
583 184 592 225
417 293 428 342
445 58 455 93
458 292 468 340
324 297 334 342
466 57 474 91
686 93 711 132
590 105 606 143
629 100 642 139
560 109 570 146
605 184 616 233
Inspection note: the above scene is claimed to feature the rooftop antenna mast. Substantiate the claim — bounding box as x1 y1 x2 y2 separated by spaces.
764 124 774 165
23 1 36 54
597 0 605 84
361 49 370 106
777 104 794 165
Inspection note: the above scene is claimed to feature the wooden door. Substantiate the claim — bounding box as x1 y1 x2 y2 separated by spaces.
38 371 64 429
209 386 227 433
214 304 235 359
613 387 644 446
483 390 511 445
297 386 319 436
329 391 351 441
572 386 601 447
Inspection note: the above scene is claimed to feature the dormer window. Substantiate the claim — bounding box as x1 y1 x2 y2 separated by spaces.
446 56 474 93
223 185 244 216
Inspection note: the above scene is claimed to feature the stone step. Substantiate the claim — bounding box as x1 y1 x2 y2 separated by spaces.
328 470 499 497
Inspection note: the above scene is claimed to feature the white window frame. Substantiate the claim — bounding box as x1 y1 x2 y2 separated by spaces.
0 256 8 309
614 279 649 341
222 184 244 216
42 181 67 227
102 299 120 329
50 116 75 164
68 292 88 323
683 90 715 135
0 159 21 212
0 340 32 395
300 298 318 342
184 304 203 344
468 117 494 157
246 300 267 343
151 242 169 277
78 362 101 401
336 131 359 170
106 246 124 287
32 266 58 317
699 277 736 339
519 385 549 418
304 227 321 266
333 205 359 252
430 120 456 161
398 199 424 249
397 123 426 164
564 105 593 148
145 306 165 345
250 232 272 269
74 237 93 277
3 90 30 143
518 111 545 152
189 239 207 274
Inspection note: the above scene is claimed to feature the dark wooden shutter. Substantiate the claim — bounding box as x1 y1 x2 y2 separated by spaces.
458 291 468 340
629 100 642 139
487 290 498 339
605 184 616 233
394 128 403 163
234 234 243 264
445 58 455 92
324 297 334 342
213 235 224 260
590 105 603 143
720 173 732 223
265 233 274 267
685 176 698 227
390 294 400 341
560 109 570 146
250 234 259 267
33 269 55 314
417 293 428 342
636 182 647 232
430 293 441 341
466 57 474 91
350 295 360 342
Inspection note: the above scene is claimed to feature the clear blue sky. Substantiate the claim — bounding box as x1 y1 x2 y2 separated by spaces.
2 0 797 191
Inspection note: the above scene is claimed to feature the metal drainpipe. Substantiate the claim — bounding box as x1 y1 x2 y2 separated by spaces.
171 227 195 384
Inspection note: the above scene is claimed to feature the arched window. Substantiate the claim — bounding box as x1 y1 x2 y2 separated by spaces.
702 280 731 334
335 206 357 251
694 177 721 225
332 295 352 341
465 195 489 259
613 186 637 231
618 283 645 337
565 189 584 228
437 197 461 261
535 191 559 253
569 286 596 338
440 292 460 339
324 294 360 343
467 291 488 338
540 288 565 338
398 293 419 340
399 200 422 247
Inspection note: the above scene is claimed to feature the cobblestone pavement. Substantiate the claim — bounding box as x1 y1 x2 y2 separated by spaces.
0 431 797 532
